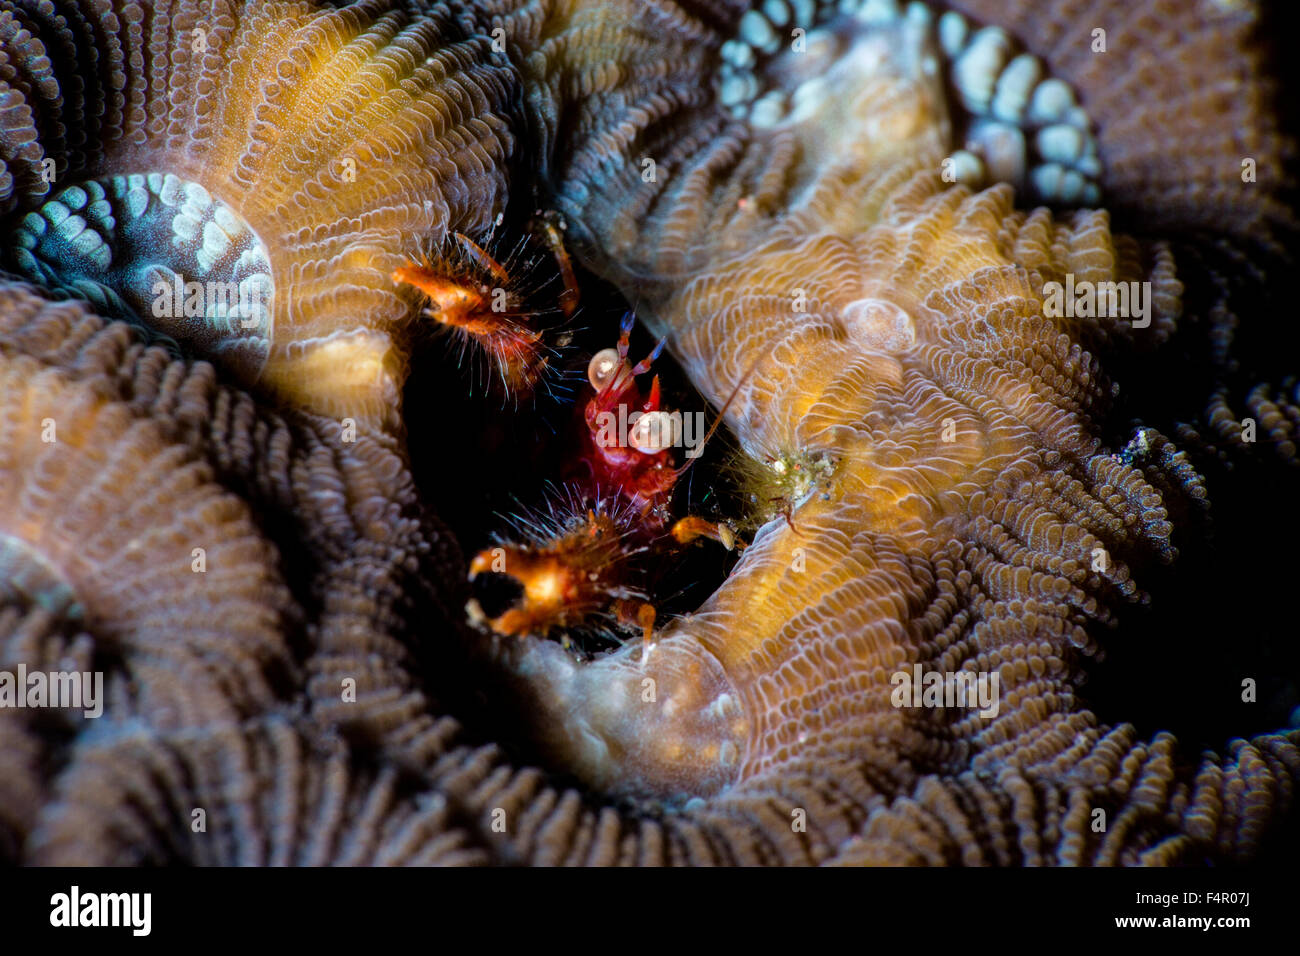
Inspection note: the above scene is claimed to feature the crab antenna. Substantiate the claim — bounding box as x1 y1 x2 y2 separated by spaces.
673 350 764 479
616 311 636 360
537 218 580 318
630 337 667 376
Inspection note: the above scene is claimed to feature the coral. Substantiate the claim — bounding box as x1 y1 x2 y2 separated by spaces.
0 349 292 727
946 0 1294 243
0 0 521 427
0 0 1295 868
0 282 461 765
29 714 485 865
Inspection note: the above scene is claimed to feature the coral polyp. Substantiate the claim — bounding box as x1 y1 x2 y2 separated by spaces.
9 173 275 384
0 0 519 428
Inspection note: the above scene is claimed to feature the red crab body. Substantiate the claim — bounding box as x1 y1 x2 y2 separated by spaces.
467 313 743 651
568 313 679 526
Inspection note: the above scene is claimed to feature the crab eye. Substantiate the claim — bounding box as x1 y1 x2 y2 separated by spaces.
587 348 621 390
630 411 677 454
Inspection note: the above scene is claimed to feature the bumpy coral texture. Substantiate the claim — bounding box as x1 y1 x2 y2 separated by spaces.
0 283 463 768
0 349 291 725
0 0 1296 866
1 0 519 426
946 0 1293 242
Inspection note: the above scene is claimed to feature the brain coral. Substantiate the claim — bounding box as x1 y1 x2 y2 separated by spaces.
0 0 1296 867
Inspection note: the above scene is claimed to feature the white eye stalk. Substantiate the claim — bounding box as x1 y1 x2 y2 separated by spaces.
587 348 621 390
630 411 678 454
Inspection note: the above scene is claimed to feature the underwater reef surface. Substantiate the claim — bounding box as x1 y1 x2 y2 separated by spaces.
0 0 1297 865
